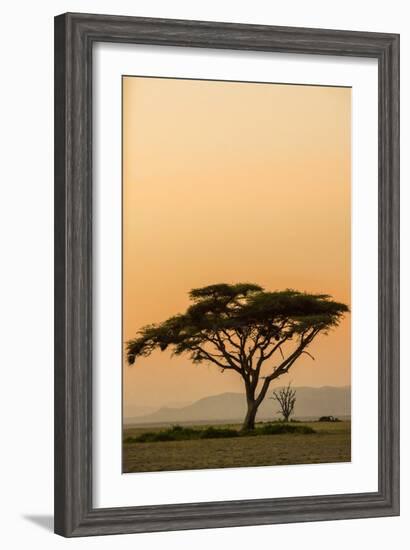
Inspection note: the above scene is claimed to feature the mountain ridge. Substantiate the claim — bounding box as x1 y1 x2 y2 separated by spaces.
124 386 351 425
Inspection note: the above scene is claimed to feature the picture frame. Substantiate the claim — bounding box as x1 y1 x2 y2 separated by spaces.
54 12 400 537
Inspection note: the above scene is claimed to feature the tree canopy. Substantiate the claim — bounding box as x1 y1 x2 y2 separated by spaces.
126 283 348 430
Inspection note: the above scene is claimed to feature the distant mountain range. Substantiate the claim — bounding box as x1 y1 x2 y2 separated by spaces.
124 386 350 425
123 401 192 418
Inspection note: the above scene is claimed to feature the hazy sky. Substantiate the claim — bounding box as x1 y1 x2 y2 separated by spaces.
122 76 351 415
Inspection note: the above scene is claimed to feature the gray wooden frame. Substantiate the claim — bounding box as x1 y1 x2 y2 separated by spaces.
54 12 400 537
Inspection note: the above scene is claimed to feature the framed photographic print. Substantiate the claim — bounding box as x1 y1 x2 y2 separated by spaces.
54 13 400 537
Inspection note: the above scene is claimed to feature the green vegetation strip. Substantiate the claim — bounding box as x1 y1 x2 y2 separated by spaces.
124 423 316 444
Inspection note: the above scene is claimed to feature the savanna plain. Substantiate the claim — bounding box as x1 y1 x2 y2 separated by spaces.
123 420 351 473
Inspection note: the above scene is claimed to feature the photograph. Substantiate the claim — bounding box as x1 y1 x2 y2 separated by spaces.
122 76 352 473
51 10 399 538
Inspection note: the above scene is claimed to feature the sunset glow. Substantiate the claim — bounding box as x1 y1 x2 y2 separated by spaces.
122 76 351 416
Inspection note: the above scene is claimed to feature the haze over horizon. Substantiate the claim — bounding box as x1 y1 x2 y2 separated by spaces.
124 383 351 417
124 386 351 425
122 77 351 412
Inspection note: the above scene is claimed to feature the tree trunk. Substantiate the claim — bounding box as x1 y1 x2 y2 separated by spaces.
242 399 258 431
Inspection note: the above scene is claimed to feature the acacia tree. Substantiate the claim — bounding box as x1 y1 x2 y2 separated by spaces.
126 283 348 431
272 383 297 422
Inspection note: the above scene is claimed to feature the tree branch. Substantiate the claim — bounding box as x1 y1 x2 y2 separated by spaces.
207 333 243 372
220 329 241 350
193 345 242 374
255 328 320 405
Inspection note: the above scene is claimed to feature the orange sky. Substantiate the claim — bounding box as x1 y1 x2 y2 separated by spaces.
122 76 351 416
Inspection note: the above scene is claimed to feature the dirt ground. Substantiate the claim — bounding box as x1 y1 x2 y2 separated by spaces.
122 421 351 473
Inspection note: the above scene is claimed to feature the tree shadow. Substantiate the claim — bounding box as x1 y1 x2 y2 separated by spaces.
23 515 54 532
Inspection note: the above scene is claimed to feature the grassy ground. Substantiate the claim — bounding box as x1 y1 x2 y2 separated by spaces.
123 421 351 473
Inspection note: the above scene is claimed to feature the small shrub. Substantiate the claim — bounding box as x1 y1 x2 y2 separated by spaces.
153 432 175 442
125 422 315 444
256 423 315 435
200 427 239 439
135 432 160 443
171 425 183 431
168 426 197 439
